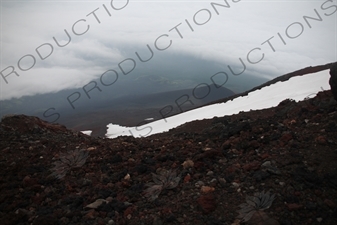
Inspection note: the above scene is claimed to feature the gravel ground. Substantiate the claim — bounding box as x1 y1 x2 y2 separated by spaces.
0 90 336 225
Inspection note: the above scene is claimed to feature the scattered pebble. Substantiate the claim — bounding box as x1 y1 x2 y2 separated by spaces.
1 93 337 225
262 161 271 167
195 181 205 188
87 147 96 151
124 173 131 180
201 186 215 193
267 167 281 175
85 199 108 209
206 171 214 176
108 220 115 225
210 178 217 184
182 159 194 169
279 182 285 186
232 182 240 188
218 158 228 164
218 178 227 187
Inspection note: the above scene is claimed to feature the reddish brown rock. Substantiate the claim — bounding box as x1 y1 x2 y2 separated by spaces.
260 153 270 160
32 215 58 225
200 186 215 193
1 77 337 225
197 194 216 214
280 133 293 144
286 203 303 211
124 206 136 218
183 174 191 183
249 140 260 148
315 135 327 145
22 176 38 187
324 199 336 208
242 161 261 171
84 209 97 220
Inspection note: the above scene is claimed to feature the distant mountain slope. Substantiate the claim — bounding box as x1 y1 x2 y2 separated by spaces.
59 84 235 137
1 62 335 137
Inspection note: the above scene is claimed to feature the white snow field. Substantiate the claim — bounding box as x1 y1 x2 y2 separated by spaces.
105 70 331 139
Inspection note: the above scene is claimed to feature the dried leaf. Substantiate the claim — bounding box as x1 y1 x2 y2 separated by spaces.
259 191 275 209
240 209 256 223
237 191 276 223
143 169 180 201
166 171 180 189
152 172 167 185
50 149 89 179
246 196 257 208
143 184 163 201
237 205 255 215
249 210 280 225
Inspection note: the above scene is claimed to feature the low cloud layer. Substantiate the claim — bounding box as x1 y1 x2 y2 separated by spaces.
1 0 336 100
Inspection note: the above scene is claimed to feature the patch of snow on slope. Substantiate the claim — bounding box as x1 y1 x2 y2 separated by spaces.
106 70 331 139
81 130 92 136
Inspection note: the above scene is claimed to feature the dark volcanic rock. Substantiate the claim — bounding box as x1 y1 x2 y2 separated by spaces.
329 63 337 100
1 90 337 225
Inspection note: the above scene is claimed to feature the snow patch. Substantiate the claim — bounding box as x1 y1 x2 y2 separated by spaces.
81 130 92 136
106 70 331 139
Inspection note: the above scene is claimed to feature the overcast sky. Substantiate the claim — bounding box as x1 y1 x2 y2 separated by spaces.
1 0 336 101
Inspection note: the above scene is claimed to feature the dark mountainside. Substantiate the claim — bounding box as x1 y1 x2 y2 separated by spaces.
65 62 336 137
2 52 263 136
0 81 236 138
0 63 333 138
1 65 337 225
60 84 235 137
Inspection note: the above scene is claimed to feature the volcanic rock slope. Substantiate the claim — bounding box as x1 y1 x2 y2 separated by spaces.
0 91 337 225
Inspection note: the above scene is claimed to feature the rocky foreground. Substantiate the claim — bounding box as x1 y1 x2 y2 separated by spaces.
0 90 337 225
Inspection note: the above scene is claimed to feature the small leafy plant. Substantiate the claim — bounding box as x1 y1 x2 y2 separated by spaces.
237 191 277 224
50 149 89 179
143 169 181 201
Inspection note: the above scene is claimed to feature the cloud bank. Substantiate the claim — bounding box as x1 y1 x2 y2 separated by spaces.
1 0 336 100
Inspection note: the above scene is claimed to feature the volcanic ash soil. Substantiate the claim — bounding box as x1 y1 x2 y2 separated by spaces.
0 91 337 225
